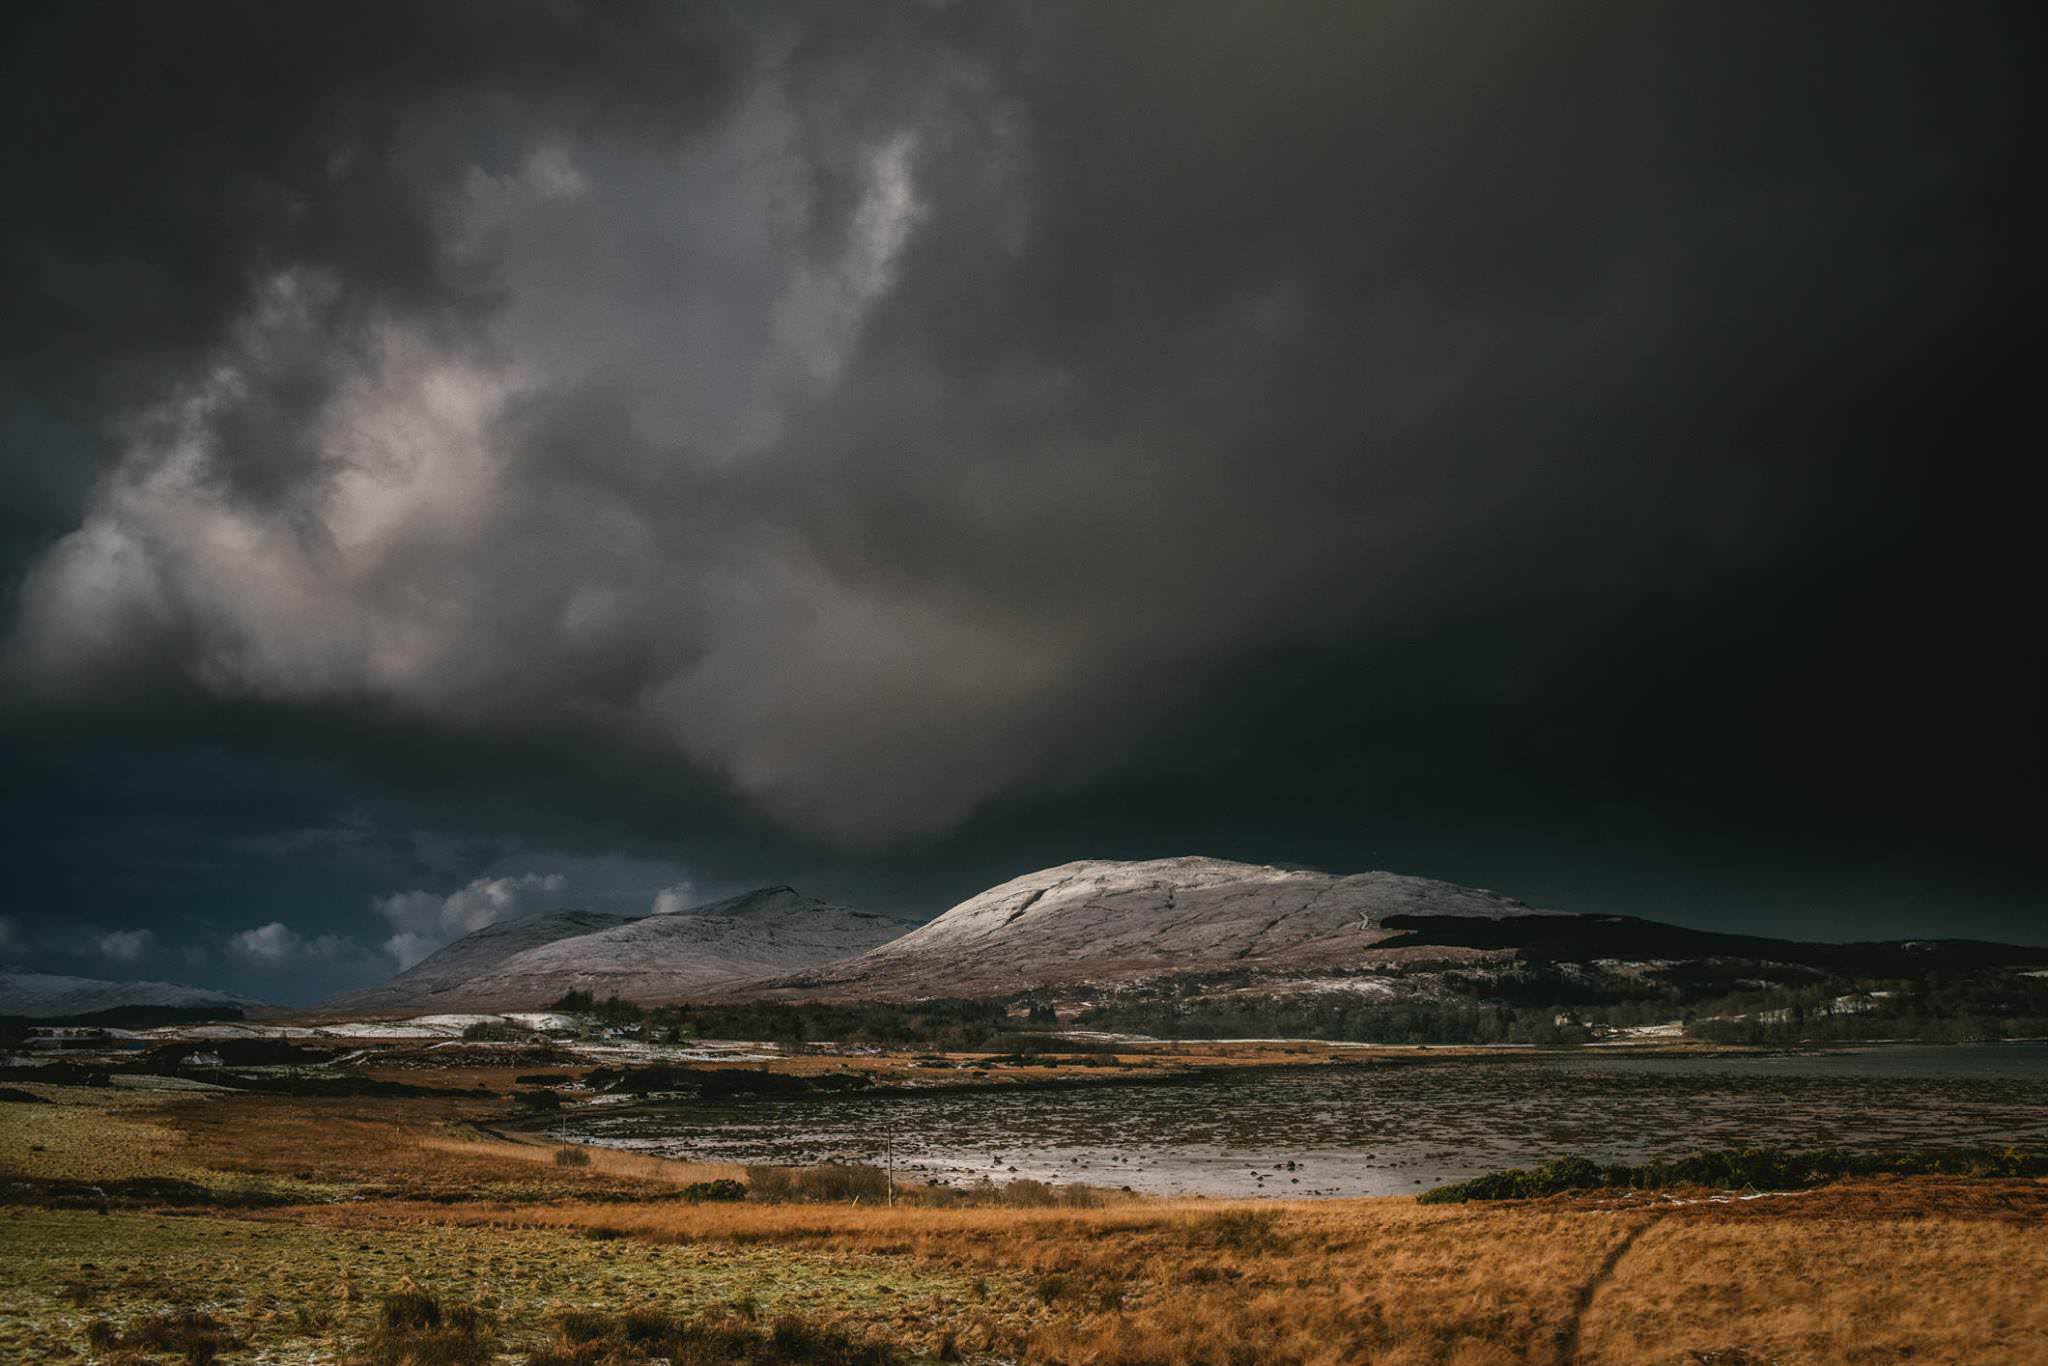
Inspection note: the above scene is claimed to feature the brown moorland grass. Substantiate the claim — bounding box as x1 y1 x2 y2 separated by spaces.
10 1080 2046 1363
286 1181 2048 1364
143 1093 710 1201
417 1134 743 1188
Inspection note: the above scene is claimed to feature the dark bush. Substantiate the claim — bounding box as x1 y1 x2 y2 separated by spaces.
681 1178 748 1202
742 1163 889 1203
380 1289 444 1331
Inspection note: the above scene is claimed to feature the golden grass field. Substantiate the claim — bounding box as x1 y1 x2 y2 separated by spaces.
3 1074 2044 1364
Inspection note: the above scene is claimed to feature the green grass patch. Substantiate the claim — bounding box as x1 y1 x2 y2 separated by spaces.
0 1208 1009 1363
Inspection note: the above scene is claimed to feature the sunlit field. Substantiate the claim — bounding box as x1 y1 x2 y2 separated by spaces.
4 1075 2043 1364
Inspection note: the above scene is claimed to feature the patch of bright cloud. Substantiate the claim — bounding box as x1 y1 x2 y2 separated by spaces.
96 928 155 963
650 882 699 915
228 921 352 965
373 872 567 969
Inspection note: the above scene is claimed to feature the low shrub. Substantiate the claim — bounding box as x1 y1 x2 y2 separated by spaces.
745 1163 1113 1209
553 1145 592 1167
381 1289 443 1331
743 1163 890 1203
1001 1178 1058 1208
681 1177 748 1202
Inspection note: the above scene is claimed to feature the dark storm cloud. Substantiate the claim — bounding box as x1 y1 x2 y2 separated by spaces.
2 0 2040 975
1 0 738 566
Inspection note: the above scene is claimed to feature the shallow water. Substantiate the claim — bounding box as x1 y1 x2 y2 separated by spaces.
570 1042 2048 1198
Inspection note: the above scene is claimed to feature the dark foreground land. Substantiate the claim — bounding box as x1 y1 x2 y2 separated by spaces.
3 1038 2045 1364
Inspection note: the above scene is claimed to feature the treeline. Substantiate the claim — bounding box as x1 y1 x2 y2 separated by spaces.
533 993 1056 1048
1075 968 2048 1045
1072 997 1597 1045
528 968 2048 1048
1687 974 2048 1044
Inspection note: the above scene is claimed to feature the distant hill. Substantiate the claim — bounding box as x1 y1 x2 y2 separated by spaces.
315 859 2048 1038
761 858 2048 1029
320 889 920 1012
323 909 637 1013
773 857 1559 999
0 970 264 1020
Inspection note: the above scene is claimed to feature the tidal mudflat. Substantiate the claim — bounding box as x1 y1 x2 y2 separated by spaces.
573 1042 2048 1198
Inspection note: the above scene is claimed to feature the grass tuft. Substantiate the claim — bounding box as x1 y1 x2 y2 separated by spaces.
85 1309 244 1365
358 1287 495 1365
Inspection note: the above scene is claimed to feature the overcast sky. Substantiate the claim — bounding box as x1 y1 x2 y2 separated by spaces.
2 3 2039 1003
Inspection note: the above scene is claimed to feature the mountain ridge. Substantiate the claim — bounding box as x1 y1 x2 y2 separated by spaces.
768 856 1563 1000
314 858 2048 1017
0 970 265 1019
321 889 920 1012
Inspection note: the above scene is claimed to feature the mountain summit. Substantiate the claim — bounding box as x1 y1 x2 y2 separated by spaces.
784 856 1560 998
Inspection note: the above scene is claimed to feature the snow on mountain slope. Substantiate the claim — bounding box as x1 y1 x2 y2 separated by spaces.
0 970 263 1019
785 856 1562 998
321 910 637 1012
323 889 919 1011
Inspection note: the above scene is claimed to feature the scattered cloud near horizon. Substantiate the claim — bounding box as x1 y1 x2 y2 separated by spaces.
95 928 154 963
650 883 700 916
227 921 352 966
372 872 568 969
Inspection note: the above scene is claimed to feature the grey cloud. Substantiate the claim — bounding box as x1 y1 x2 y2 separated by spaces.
226 921 355 966
2 3 2037 882
96 928 154 963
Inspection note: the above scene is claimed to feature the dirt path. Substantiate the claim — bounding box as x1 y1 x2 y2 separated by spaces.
1557 1215 1661 1364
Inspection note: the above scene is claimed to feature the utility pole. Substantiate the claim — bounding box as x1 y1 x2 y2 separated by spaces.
886 1124 895 1207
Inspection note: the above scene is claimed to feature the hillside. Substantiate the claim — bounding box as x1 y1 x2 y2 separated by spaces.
317 859 2048 1033
761 859 2048 1035
322 910 638 1013
0 970 263 1020
774 856 1562 999
324 889 919 1012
